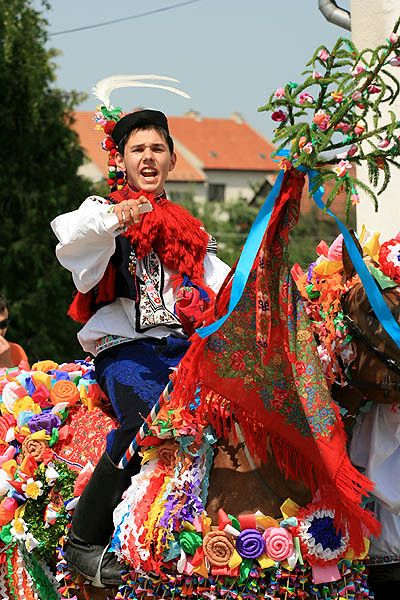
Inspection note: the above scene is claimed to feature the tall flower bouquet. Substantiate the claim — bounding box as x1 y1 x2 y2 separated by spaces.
259 17 400 218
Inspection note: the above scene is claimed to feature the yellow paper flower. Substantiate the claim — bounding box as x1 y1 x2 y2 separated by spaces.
22 477 43 500
10 516 27 540
31 371 52 391
12 397 41 419
31 360 58 372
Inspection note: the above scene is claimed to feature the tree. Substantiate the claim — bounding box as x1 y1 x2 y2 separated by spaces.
0 0 93 363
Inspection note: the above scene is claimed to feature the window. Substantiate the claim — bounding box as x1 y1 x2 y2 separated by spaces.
208 183 225 202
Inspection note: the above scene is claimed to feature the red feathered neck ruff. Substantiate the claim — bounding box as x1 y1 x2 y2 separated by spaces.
68 186 213 324
110 186 209 281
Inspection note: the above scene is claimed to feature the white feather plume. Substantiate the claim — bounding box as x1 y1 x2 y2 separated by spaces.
92 74 191 109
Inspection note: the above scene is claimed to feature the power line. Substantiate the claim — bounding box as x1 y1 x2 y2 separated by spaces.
50 0 203 36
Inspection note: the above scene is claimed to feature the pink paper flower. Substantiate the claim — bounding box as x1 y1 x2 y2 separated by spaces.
378 138 391 149
390 56 400 67
327 234 344 262
335 122 352 134
312 71 322 80
337 144 357 159
353 123 365 136
318 49 330 62
274 87 285 99
333 159 352 177
351 91 362 101
263 527 294 561
368 84 381 94
313 109 331 131
351 193 360 205
299 92 314 104
389 32 399 44
271 110 288 122
351 64 365 76
347 144 358 157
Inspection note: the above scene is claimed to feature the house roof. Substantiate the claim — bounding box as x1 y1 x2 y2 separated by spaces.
168 114 276 171
71 111 276 183
72 112 108 178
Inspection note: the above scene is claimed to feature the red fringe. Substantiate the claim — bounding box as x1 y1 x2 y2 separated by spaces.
67 290 93 324
110 186 210 282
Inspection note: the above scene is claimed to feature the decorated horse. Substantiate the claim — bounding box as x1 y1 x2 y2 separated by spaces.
1 20 400 600
294 228 400 595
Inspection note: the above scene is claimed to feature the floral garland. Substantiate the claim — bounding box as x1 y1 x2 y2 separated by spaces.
17 461 76 561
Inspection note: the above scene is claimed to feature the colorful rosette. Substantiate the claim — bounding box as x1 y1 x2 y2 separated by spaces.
378 237 400 284
236 528 266 559
295 503 349 565
50 380 80 405
263 526 294 562
202 530 235 566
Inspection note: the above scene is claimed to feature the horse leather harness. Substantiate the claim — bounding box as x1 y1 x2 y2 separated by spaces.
342 311 400 393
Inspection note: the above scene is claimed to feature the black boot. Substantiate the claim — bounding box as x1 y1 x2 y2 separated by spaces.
64 451 139 587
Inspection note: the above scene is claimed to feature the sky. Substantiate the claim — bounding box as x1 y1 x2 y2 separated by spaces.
36 0 352 141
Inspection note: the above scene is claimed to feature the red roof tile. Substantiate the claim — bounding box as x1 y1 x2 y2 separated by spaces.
167 152 205 182
168 115 276 171
72 112 108 178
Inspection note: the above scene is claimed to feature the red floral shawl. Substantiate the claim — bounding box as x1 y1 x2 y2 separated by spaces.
170 169 379 552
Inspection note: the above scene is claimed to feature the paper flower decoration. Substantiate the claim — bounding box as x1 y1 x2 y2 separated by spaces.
263 526 294 562
379 238 400 283
236 528 266 559
202 530 235 566
22 478 44 500
295 503 349 565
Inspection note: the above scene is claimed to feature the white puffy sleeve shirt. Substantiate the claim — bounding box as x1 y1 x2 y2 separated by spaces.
51 196 231 356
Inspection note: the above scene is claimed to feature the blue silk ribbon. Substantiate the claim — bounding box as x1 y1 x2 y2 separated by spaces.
196 154 400 350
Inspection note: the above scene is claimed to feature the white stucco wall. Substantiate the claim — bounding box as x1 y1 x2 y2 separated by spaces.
166 170 271 204
205 170 270 203
351 0 400 240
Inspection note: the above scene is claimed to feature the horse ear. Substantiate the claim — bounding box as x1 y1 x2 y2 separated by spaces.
342 229 363 281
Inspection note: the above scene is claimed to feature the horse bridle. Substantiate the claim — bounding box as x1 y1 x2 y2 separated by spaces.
341 293 400 393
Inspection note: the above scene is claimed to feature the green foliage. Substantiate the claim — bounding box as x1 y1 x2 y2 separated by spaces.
0 0 93 363
23 461 76 561
176 195 344 270
258 18 400 218
176 196 259 267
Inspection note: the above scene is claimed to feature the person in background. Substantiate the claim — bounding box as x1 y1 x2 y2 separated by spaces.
51 109 230 587
0 295 29 369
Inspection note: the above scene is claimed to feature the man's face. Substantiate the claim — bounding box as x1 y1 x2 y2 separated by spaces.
115 128 176 196
0 308 9 337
